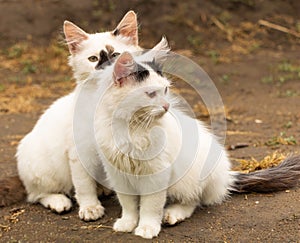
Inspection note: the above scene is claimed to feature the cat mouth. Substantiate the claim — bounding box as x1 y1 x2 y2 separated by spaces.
129 106 167 127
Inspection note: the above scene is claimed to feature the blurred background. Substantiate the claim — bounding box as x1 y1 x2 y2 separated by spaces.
1 0 300 48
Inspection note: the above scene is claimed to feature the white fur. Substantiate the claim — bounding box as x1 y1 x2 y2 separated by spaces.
92 50 235 239
17 26 141 220
69 33 141 82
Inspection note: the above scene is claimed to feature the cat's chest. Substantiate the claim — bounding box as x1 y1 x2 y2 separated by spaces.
98 114 181 176
103 134 168 175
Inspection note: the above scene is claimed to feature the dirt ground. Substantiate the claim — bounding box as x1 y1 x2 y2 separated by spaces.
0 0 300 242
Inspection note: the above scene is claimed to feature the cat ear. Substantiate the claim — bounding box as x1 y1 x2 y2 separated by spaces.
112 11 138 46
63 20 88 54
152 36 170 63
152 36 170 53
139 36 170 64
113 52 137 87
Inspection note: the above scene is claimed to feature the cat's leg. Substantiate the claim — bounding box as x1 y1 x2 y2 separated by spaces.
38 193 72 213
134 190 167 239
201 181 228 206
17 134 73 213
113 193 139 232
21 180 73 214
69 156 104 221
18 154 73 214
201 169 232 206
163 202 197 225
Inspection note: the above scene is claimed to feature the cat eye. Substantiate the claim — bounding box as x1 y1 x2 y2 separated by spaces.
111 52 120 58
145 91 156 98
88 56 99 62
164 87 168 94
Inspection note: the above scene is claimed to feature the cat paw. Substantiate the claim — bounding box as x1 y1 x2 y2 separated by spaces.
79 204 104 221
40 194 72 214
134 224 161 239
163 207 185 225
113 217 137 232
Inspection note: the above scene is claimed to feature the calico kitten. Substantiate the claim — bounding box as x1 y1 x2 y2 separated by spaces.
15 11 141 221
91 38 300 239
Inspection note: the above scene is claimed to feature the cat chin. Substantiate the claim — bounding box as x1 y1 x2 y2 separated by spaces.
154 109 168 118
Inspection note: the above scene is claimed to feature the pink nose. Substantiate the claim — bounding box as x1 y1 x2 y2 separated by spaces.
163 103 170 111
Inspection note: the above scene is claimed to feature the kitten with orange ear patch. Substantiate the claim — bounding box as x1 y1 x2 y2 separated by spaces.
15 11 142 221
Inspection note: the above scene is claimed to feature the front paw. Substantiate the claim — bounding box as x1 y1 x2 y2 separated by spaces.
134 224 161 239
40 194 72 214
79 203 104 221
163 208 185 225
113 217 138 232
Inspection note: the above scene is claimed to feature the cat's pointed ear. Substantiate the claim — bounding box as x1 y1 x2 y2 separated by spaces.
141 36 170 64
63 20 88 54
152 36 170 53
152 36 170 63
113 52 137 87
112 11 138 46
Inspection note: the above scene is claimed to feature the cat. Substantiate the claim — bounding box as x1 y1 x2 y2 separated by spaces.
10 11 142 221
88 38 300 239
65 10 140 83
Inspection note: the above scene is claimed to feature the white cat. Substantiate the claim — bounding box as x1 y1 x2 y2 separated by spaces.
16 11 141 221
91 38 233 238
89 38 300 239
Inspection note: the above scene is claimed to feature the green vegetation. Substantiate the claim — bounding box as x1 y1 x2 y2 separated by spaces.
207 50 220 64
265 132 297 146
261 60 300 85
220 74 231 83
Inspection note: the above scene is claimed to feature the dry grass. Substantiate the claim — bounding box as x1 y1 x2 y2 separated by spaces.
265 133 297 146
0 40 73 114
0 208 25 236
0 82 73 114
233 151 287 173
0 40 70 74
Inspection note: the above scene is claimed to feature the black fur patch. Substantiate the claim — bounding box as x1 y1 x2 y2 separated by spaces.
95 50 110 70
95 45 119 70
143 60 163 76
133 64 150 82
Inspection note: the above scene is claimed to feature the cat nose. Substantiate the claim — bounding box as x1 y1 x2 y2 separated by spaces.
163 103 170 111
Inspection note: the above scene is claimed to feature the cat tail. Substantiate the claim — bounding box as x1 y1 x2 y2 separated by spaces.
231 155 300 193
0 175 26 207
